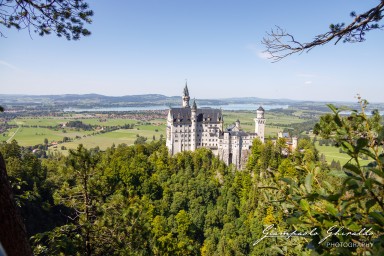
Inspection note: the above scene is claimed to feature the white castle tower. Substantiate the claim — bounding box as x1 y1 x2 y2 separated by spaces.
191 99 197 151
255 106 266 143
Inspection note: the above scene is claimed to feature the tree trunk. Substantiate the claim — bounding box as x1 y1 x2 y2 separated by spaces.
0 153 32 256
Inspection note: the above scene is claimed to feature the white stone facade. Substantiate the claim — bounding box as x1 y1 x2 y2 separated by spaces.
166 85 265 169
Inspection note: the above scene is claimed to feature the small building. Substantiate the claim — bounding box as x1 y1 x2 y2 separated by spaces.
277 131 298 155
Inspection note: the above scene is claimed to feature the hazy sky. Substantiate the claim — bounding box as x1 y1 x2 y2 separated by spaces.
1 0 383 102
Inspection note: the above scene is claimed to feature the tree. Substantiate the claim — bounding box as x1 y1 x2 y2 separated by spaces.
0 151 33 256
134 135 147 145
263 1 384 61
274 99 384 255
0 0 93 40
0 106 32 255
52 144 100 255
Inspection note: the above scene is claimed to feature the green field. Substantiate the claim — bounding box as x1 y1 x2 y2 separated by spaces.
6 111 369 168
2 111 314 155
314 141 372 166
10 117 138 127
1 126 95 146
223 111 307 137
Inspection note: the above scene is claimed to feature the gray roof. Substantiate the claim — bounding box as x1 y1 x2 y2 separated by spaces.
169 107 222 124
257 106 265 111
192 99 197 110
183 83 189 96
228 130 249 137
226 124 236 130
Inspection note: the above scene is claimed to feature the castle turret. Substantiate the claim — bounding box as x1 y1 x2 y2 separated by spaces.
235 119 240 129
182 82 190 108
166 110 173 154
292 136 298 151
255 106 266 143
191 99 197 150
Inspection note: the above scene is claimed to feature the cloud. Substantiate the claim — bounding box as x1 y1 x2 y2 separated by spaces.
247 44 272 60
0 60 19 71
304 80 313 85
257 51 273 60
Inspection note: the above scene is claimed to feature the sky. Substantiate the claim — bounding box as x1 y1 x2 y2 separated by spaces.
1 0 383 102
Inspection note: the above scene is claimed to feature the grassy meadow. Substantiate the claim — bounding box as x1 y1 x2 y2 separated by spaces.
223 111 307 137
2 110 361 167
2 111 303 150
314 141 372 166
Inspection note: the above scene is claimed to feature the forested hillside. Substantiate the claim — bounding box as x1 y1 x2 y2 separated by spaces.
0 101 383 255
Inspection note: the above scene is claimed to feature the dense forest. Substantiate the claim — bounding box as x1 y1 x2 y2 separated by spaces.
1 101 383 255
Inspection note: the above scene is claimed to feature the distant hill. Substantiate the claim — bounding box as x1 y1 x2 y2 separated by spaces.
0 93 293 107
1 93 382 113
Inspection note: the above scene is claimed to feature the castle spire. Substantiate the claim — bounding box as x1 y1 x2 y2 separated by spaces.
183 81 189 97
182 81 190 108
192 98 197 110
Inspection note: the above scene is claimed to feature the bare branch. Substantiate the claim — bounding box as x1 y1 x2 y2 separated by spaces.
263 1 384 62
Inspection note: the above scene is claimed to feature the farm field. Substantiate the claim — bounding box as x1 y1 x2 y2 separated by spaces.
2 111 314 153
51 126 165 153
1 116 166 153
223 111 308 137
4 109 368 169
314 141 372 166
1 125 97 145
9 116 139 127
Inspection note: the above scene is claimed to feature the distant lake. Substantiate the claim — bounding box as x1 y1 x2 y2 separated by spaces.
64 104 289 112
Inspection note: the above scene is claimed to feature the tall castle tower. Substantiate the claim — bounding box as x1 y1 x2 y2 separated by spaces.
182 82 190 108
191 99 197 151
255 106 266 143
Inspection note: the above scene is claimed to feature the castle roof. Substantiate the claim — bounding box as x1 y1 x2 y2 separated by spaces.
228 130 249 137
226 124 236 130
183 83 189 97
169 107 222 124
192 99 197 110
257 106 265 111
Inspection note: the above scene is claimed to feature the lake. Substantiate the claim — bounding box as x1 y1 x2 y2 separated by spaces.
64 104 289 112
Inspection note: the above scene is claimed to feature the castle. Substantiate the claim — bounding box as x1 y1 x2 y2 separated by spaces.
166 84 266 169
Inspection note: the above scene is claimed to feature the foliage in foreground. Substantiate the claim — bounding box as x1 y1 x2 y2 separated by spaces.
1 99 383 255
267 99 384 255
